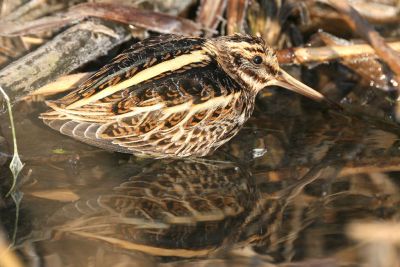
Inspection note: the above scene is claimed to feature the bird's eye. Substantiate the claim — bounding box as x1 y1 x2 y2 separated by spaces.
252 55 263 65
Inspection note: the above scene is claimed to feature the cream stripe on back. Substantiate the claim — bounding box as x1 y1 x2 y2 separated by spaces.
66 49 212 109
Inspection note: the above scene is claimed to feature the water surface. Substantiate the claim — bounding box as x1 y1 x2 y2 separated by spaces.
1 98 399 266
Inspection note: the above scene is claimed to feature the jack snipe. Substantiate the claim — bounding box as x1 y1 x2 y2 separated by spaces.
41 34 330 158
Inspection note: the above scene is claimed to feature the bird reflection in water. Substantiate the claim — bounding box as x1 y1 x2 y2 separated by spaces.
47 158 262 259
20 150 339 267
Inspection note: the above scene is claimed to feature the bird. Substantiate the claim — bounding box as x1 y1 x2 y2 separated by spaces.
40 34 331 158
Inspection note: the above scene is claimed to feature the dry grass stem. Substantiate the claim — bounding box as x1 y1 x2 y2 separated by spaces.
26 72 93 98
196 0 227 36
327 0 400 81
277 41 400 65
226 0 248 35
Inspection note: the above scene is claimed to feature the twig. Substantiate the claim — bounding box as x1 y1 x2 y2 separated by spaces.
0 3 202 37
0 20 130 105
226 0 248 35
9 191 23 246
0 86 23 197
314 0 400 24
327 0 400 80
277 41 400 65
0 85 24 249
196 0 227 37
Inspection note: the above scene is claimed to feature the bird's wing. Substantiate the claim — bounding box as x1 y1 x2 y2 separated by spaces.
45 34 208 110
41 63 242 156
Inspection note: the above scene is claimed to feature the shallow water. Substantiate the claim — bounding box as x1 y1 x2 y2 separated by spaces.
0 98 399 266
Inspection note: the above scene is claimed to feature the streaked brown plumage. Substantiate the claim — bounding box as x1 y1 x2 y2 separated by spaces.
41 34 328 158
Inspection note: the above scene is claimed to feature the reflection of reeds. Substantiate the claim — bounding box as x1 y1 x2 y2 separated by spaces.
0 86 23 197
348 222 400 267
0 86 24 257
248 108 400 265
0 227 23 267
286 172 400 266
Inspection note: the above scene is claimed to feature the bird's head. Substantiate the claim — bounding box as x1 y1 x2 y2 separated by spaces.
210 34 327 103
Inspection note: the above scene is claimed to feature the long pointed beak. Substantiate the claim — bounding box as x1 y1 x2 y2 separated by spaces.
271 69 326 102
269 69 341 109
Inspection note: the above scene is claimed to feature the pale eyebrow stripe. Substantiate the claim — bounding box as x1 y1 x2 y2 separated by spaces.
227 42 264 51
